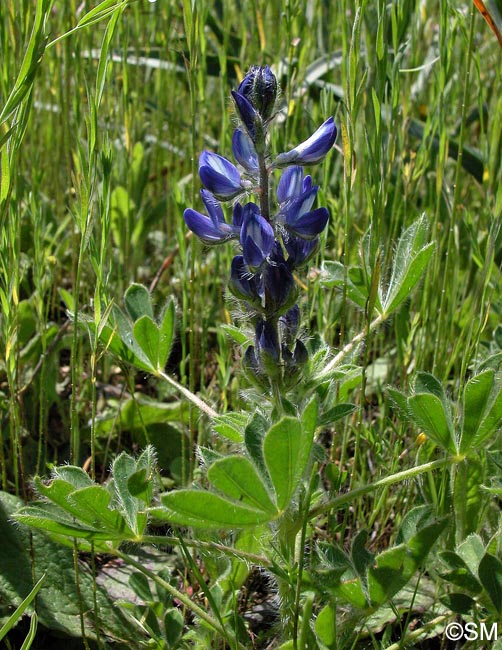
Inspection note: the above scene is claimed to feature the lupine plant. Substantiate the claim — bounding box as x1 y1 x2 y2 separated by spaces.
12 63 482 649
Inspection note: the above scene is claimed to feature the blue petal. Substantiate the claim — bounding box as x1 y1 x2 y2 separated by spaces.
284 234 320 266
263 261 297 314
231 90 259 141
274 117 337 167
277 166 304 204
229 255 261 303
232 128 259 173
200 189 225 227
286 207 329 240
199 151 243 199
240 209 275 270
284 186 319 226
184 208 232 244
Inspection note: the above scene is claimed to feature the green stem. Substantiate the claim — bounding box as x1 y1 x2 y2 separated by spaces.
308 456 456 520
157 370 218 419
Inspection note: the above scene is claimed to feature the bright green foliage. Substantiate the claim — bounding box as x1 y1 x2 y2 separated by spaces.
14 448 158 548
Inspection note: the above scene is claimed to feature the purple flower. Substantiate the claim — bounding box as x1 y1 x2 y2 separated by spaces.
199 150 244 200
279 305 300 344
283 187 329 240
274 117 337 167
262 259 297 315
184 190 237 244
240 205 275 271
232 129 259 174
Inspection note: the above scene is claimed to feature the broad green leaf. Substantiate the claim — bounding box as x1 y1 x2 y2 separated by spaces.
263 417 312 510
318 403 356 427
439 551 483 593
302 396 319 437
124 283 154 321
408 393 456 453
384 215 434 314
453 459 483 538
367 518 447 607
213 412 247 442
334 577 367 609
112 452 147 536
110 304 153 371
52 466 94 489
479 553 502 614
244 413 270 478
207 456 277 515
440 592 476 615
69 486 134 536
132 315 159 370
469 380 502 449
158 297 175 368
314 605 336 648
320 261 368 309
14 505 124 543
351 530 374 585
152 490 273 528
460 369 495 452
457 534 485 575
414 371 446 400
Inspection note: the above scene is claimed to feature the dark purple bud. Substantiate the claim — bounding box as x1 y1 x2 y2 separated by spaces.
274 117 337 167
232 128 259 173
240 206 275 271
231 90 260 142
263 260 298 315
228 255 262 306
237 65 278 122
199 150 243 200
257 319 280 363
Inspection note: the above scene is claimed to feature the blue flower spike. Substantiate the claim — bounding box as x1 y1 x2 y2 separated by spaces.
274 117 337 168
198 150 244 200
183 64 337 390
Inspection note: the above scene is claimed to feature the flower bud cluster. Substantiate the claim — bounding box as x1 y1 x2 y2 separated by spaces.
184 65 336 390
